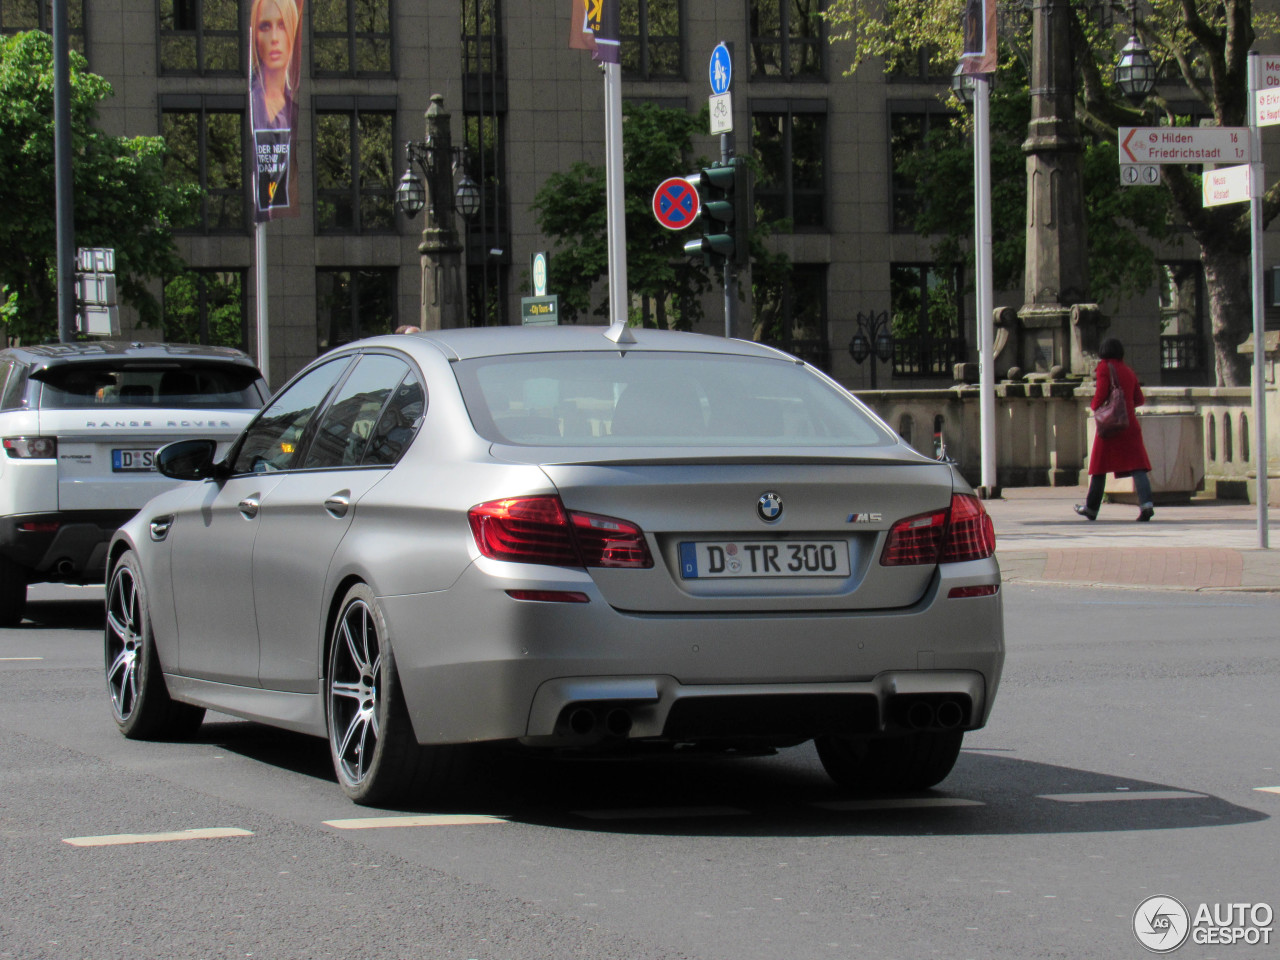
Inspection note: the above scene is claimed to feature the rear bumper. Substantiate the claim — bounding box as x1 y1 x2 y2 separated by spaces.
0 510 137 582
381 558 1004 746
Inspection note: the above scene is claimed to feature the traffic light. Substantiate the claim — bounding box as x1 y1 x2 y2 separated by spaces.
683 157 749 268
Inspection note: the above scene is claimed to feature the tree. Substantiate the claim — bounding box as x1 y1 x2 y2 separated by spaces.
825 0 1280 385
532 101 716 329
0 31 199 344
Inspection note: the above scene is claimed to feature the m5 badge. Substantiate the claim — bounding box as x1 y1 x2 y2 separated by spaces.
846 512 883 523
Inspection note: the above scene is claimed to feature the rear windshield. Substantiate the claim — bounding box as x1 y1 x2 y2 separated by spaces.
34 363 264 410
454 351 891 447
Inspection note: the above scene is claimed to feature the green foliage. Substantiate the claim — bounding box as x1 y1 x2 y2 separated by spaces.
0 31 199 343
532 101 716 329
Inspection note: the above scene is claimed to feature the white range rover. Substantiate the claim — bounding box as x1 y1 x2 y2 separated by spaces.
0 341 268 625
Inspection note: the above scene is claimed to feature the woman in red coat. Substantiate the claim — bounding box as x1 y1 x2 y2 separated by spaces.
1075 338 1155 522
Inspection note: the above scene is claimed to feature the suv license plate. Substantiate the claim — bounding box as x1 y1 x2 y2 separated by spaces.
112 448 157 472
679 541 850 579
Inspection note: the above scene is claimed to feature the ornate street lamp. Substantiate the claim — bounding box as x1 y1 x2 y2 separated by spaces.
1114 0 1156 105
848 311 894 389
394 140 480 224
951 63 977 107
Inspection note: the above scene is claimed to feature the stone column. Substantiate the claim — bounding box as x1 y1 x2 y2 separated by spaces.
1017 0 1104 375
419 94 464 331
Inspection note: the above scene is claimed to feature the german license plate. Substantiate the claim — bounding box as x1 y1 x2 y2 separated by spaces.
678 540 850 579
112 448 157 472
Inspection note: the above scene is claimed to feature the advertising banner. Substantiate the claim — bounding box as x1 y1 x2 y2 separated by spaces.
960 0 997 75
249 0 303 221
568 0 620 64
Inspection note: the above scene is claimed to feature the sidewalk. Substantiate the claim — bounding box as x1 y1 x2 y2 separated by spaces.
988 486 1280 591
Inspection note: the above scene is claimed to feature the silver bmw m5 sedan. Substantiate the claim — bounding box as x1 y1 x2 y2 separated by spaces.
105 326 1004 806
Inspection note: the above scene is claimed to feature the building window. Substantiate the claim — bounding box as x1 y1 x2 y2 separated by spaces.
158 0 240 75
890 105 958 232
888 47 951 83
314 101 395 234
1159 260 1206 382
2 0 85 52
161 100 245 234
890 263 965 378
753 262 830 371
316 268 397 350
751 102 826 230
311 0 393 77
163 269 248 349
748 0 823 80
621 0 681 81
462 0 503 78
466 264 508 328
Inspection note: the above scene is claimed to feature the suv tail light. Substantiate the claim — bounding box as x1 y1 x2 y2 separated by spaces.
881 494 995 566
469 496 653 569
3 437 57 459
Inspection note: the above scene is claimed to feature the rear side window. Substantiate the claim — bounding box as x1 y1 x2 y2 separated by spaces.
0 360 25 411
302 354 417 469
34 363 264 410
454 351 890 447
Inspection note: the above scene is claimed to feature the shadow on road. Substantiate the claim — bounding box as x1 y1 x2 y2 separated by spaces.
20 598 104 631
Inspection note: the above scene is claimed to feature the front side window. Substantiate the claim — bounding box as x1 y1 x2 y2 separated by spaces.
752 104 826 229
316 268 397 350
159 0 240 75
303 353 413 468
621 0 681 81
748 0 823 80
162 103 245 233
2 0 85 51
164 269 248 349
890 263 965 378
231 357 351 474
314 105 395 233
312 0 392 76
454 352 889 447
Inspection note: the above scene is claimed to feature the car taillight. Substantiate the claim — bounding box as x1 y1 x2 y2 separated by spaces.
881 494 995 566
469 495 653 569
3 437 56 459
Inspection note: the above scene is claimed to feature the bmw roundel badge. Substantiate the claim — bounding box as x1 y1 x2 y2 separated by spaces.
757 492 783 523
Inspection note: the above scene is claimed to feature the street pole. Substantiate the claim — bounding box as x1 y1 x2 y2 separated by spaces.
974 75 997 496
53 0 76 344
603 59 633 343
255 222 269 388
721 42 736 340
1248 51 1269 548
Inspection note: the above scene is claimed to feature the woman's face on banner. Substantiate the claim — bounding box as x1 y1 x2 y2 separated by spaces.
256 0 292 74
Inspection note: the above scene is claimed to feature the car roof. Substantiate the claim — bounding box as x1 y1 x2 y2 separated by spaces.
0 341 260 373
383 326 799 363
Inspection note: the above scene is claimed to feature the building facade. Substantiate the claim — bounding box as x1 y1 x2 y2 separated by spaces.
4 0 1274 389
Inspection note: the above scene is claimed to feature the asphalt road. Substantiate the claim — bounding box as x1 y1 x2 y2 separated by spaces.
1 582 1277 960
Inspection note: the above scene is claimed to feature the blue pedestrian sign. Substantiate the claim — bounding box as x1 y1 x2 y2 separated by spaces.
709 43 732 95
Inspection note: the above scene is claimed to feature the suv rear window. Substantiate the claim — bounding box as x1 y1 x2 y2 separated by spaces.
33 363 264 410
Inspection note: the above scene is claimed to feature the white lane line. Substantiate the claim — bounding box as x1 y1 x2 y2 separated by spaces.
0 657 43 661
63 827 253 847
572 806 749 820
323 814 507 829
1038 790 1206 803
812 797 985 812
1254 786 1280 795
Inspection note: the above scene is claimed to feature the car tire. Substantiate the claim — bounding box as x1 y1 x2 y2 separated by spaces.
0 555 28 627
326 583 460 806
105 550 206 740
815 729 964 792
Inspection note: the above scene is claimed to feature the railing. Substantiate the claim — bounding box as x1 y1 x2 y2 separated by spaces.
892 337 966 378
1160 334 1204 370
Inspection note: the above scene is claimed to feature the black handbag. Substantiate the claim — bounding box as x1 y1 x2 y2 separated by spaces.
1094 362 1129 438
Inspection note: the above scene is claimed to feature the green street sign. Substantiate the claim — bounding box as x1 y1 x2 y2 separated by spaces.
521 295 559 325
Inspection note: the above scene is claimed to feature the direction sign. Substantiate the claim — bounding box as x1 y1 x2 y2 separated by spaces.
1119 126 1252 165
652 177 699 230
709 43 731 95
1203 164 1251 206
1257 89 1280 127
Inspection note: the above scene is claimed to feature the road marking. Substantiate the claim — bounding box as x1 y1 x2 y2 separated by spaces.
0 657 42 661
323 814 507 829
1254 786 1280 795
572 806 749 820
1038 790 1206 803
811 797 985 812
63 827 253 847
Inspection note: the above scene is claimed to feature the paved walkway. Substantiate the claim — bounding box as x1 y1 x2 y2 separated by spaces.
988 486 1280 591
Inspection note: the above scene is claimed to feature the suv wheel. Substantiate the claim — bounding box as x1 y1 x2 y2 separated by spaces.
0 555 28 627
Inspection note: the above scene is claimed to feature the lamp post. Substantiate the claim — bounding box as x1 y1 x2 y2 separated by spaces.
848 311 894 389
1114 0 1156 105
394 94 481 330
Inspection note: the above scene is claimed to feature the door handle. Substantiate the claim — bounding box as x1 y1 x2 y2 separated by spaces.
324 492 351 518
238 496 260 519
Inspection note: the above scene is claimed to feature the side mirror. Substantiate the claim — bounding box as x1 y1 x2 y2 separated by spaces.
156 439 224 481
